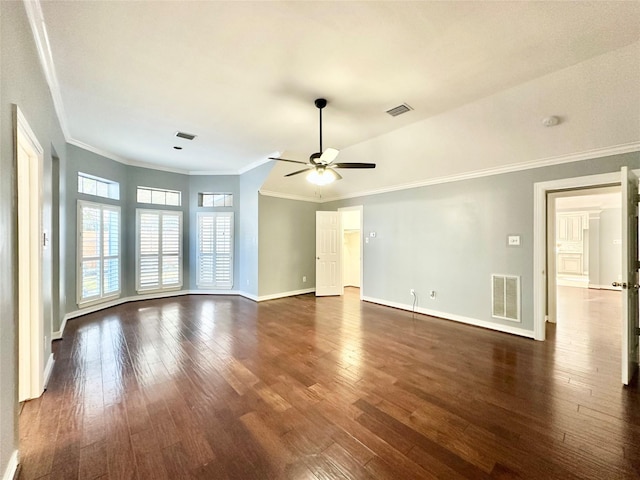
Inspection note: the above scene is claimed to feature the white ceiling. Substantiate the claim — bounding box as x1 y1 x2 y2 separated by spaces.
556 187 621 211
38 1 640 184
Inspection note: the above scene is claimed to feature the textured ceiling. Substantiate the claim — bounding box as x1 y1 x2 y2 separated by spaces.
39 1 640 182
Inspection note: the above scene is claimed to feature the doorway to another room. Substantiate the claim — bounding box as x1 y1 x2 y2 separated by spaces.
339 206 362 299
547 186 623 380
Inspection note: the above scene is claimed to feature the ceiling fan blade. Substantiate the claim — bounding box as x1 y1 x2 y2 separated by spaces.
333 162 376 169
285 167 313 177
319 148 339 165
269 157 308 165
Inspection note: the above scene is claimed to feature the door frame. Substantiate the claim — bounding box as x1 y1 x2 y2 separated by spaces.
15 106 46 401
338 205 364 300
534 171 625 341
546 186 622 324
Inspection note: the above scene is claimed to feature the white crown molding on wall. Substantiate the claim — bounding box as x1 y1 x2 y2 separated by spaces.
318 142 640 204
23 0 71 139
259 189 322 203
259 142 640 204
67 139 190 175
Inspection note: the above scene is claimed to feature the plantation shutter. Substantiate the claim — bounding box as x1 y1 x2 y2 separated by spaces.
137 209 183 292
197 212 233 289
78 201 120 305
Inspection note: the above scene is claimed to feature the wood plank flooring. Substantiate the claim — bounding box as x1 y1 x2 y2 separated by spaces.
19 287 640 479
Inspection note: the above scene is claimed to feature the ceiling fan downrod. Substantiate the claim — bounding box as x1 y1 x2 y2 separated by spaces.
315 98 327 154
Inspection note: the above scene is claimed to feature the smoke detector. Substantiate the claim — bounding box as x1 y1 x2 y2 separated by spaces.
542 116 560 127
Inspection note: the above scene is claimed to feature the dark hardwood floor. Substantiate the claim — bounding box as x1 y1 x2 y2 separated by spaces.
19 287 640 479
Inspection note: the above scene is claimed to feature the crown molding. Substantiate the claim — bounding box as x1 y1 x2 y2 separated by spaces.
24 0 70 139
259 189 322 203
317 142 640 203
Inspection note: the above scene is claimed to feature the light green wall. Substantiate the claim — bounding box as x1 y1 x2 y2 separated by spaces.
258 195 317 297
0 1 67 475
238 163 273 297
323 152 640 334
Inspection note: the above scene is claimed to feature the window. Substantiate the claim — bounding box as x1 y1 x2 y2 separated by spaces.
78 172 120 200
137 186 181 206
197 212 233 289
136 209 183 292
200 193 233 207
77 201 120 305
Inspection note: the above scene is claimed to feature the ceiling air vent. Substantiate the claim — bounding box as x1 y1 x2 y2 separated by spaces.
175 131 197 141
386 103 413 117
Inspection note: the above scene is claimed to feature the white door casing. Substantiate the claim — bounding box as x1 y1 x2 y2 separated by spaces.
316 211 342 296
17 107 45 401
620 166 640 386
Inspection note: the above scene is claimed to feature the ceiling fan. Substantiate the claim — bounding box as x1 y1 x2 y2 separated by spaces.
269 98 376 185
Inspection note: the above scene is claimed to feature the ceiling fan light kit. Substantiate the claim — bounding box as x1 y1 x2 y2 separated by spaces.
307 167 338 186
269 98 376 185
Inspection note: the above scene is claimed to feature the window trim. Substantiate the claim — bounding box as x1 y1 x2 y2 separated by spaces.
135 208 184 293
137 186 182 206
77 172 120 200
77 200 121 307
199 192 233 208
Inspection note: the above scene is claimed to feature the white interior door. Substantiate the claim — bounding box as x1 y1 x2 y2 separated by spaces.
316 211 342 296
620 166 640 385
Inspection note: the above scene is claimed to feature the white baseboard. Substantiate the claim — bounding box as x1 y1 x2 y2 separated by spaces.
588 284 621 291
2 450 18 480
238 290 259 301
362 295 535 339
51 315 67 340
43 353 54 389
257 288 315 302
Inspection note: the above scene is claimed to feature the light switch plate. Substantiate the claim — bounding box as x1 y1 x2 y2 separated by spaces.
508 235 521 246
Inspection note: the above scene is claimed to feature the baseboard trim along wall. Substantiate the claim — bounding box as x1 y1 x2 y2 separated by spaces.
43 354 54 390
257 288 315 302
588 284 621 291
2 450 18 480
54 288 317 339
362 295 536 339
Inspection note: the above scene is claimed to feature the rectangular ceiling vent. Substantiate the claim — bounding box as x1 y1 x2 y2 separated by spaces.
175 131 197 141
386 103 413 117
492 274 520 322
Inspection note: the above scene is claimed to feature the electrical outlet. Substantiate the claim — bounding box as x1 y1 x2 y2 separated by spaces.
302 276 307 283
430 290 436 299
410 289 415 296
